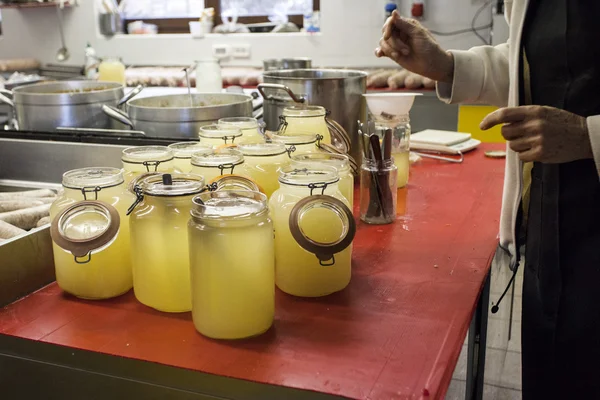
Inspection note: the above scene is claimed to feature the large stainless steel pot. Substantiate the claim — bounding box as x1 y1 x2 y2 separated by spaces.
259 69 367 164
102 93 253 139
0 81 140 131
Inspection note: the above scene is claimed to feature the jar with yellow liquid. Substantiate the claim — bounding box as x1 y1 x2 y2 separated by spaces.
269 166 356 297
199 124 242 147
238 143 290 198
191 149 245 184
122 146 175 185
98 57 126 85
128 173 206 312
290 153 354 209
189 190 274 339
49 167 134 299
268 132 323 155
168 142 212 173
218 117 263 143
280 105 331 144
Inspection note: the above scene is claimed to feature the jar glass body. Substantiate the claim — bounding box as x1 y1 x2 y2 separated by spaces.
189 195 274 339
50 183 134 299
122 147 175 185
98 57 125 85
374 117 410 188
281 106 331 145
269 179 352 297
239 146 290 198
218 117 263 142
129 195 196 312
359 159 398 225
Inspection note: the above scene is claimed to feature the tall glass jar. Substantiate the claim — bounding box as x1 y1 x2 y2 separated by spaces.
290 153 354 209
129 173 206 312
195 58 223 93
199 125 243 147
280 105 331 144
191 149 245 184
218 117 263 143
269 166 356 297
50 167 134 299
168 142 212 173
373 116 411 188
269 132 323 155
360 158 398 225
189 190 274 339
122 146 174 185
98 57 125 85
238 143 290 198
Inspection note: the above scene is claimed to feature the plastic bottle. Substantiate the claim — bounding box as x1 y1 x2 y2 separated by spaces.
84 43 99 80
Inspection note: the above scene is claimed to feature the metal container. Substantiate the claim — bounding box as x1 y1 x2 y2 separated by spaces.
259 69 367 165
103 93 253 139
99 13 123 36
0 81 129 131
263 58 312 71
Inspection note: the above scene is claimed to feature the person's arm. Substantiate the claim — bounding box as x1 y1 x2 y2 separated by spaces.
585 117 600 176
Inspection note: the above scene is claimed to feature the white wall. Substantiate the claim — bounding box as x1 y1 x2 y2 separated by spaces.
0 0 503 68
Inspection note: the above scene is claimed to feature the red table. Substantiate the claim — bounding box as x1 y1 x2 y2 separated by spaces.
0 144 505 400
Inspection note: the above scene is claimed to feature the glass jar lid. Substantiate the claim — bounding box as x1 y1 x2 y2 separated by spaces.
122 146 174 164
268 132 321 146
282 105 326 118
168 142 212 159
62 167 124 190
218 117 259 130
291 153 350 173
141 173 206 197
191 190 268 221
278 165 339 187
211 175 263 193
191 149 244 168
238 143 287 157
50 200 120 264
199 124 243 141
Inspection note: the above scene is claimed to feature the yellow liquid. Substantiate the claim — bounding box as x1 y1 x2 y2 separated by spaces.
122 160 174 186
269 184 352 297
282 116 331 145
240 127 263 142
50 186 134 299
240 153 289 198
130 196 195 312
98 60 126 85
173 158 193 173
191 164 242 185
393 151 410 188
339 173 355 210
189 216 274 339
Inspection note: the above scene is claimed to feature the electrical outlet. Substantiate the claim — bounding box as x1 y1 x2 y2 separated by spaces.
212 44 231 59
231 44 251 59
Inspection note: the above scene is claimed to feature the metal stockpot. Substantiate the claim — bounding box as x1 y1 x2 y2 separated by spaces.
103 93 253 139
258 69 367 165
0 81 140 131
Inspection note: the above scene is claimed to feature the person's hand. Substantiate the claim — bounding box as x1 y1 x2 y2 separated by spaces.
375 10 454 83
480 106 593 163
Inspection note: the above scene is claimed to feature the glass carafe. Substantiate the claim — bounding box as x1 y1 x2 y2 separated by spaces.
189 190 274 339
50 167 134 299
269 166 356 297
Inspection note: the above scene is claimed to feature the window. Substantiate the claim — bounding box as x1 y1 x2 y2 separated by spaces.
119 0 319 34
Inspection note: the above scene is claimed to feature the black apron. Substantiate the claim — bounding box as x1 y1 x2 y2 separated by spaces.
521 1 600 399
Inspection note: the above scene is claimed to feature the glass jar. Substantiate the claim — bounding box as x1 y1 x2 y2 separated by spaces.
168 142 212 173
195 58 223 93
374 116 411 188
189 190 274 339
128 173 206 312
98 57 125 85
269 166 356 297
269 132 323 155
199 124 243 147
218 117 263 143
49 167 134 299
360 158 398 225
212 175 262 193
191 149 245 185
280 105 331 144
122 146 175 185
238 143 290 198
290 153 354 209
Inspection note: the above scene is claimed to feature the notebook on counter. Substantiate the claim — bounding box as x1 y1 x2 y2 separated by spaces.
410 129 481 154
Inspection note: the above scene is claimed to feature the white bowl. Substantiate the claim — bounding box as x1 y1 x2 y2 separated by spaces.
363 93 423 117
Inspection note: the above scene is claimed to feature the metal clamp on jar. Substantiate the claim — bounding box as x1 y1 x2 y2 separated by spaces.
267 132 323 155
269 166 356 297
218 117 263 143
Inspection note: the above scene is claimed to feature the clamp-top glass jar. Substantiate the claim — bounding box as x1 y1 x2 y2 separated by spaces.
168 142 212 173
191 149 245 184
218 117 263 143
269 132 323 155
238 143 291 198
128 173 206 312
269 166 356 297
199 124 243 147
189 190 274 339
280 105 331 144
122 146 175 185
49 167 134 299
